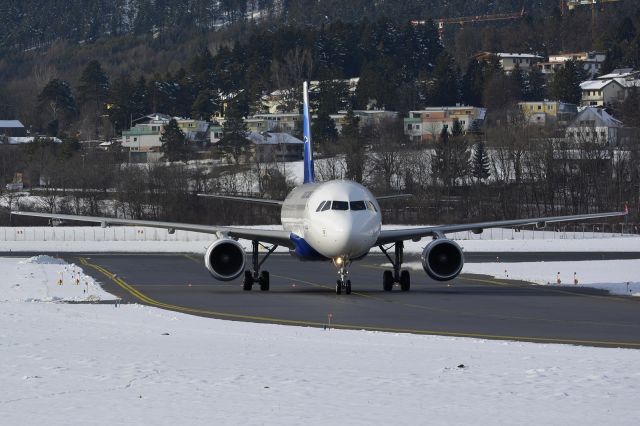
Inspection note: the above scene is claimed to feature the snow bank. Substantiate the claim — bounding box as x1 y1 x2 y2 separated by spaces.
0 257 116 302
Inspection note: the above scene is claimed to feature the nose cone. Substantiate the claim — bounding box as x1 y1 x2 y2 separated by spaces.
324 214 379 258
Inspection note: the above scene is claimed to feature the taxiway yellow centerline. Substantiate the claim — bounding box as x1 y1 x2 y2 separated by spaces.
79 257 640 348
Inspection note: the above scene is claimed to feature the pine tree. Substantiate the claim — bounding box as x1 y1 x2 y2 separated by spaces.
549 60 584 105
160 119 189 162
341 108 365 183
218 104 250 164
427 51 460 106
472 141 491 183
37 79 77 129
78 60 110 138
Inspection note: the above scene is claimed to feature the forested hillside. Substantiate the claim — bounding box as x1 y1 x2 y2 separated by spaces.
0 0 569 53
1 0 639 135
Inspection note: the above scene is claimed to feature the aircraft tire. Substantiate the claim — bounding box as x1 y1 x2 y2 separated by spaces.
345 280 352 295
243 271 253 291
336 279 342 295
383 270 393 292
400 270 410 292
259 271 270 291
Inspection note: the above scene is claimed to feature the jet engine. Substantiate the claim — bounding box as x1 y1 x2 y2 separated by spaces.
421 239 464 281
204 239 246 281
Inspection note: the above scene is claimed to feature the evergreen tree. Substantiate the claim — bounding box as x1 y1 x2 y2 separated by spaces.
78 60 110 138
340 108 365 183
472 141 491 182
218 103 250 164
160 119 189 162
549 60 584 105
461 59 484 106
431 124 470 187
37 79 77 130
426 51 460 106
311 109 338 154
524 66 546 101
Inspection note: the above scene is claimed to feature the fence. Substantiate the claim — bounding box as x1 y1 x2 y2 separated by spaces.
0 223 638 243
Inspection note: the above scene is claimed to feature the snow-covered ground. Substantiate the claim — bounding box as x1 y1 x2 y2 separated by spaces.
1 256 639 425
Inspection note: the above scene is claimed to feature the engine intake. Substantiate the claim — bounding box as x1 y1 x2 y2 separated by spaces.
421 239 464 281
204 239 246 281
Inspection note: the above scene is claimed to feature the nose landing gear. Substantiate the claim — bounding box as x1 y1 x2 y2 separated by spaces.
334 258 352 295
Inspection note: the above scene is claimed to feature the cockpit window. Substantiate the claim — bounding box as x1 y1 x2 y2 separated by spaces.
350 201 367 211
365 201 378 212
331 201 349 210
316 201 327 212
321 201 331 211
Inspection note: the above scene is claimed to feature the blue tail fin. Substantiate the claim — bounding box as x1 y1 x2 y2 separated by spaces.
302 81 315 184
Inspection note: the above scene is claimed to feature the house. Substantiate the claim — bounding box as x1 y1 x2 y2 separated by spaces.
518 101 578 126
579 79 626 107
474 52 543 73
246 113 302 134
209 124 223 144
537 51 606 79
122 113 210 161
121 114 169 160
404 107 486 143
0 120 27 141
329 110 399 134
565 107 627 146
247 132 304 162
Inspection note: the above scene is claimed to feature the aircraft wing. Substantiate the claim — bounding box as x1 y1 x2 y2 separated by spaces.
375 211 628 246
197 193 284 206
11 211 295 248
375 194 412 202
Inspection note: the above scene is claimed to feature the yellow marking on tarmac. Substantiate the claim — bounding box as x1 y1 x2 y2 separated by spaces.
79 257 640 348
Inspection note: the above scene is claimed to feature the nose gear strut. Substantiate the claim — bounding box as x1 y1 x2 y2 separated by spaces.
333 259 352 295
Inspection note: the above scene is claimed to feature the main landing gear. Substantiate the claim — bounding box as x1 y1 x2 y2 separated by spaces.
379 242 410 292
243 240 278 291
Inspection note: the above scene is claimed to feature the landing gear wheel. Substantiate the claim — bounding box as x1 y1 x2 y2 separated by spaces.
383 270 393 292
243 271 253 291
400 270 411 292
345 280 352 295
336 279 343 295
259 271 270 291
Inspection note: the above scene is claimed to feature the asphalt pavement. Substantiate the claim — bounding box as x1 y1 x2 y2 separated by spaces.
52 252 640 349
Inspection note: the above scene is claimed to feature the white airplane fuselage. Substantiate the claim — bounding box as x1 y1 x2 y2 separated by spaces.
280 179 382 261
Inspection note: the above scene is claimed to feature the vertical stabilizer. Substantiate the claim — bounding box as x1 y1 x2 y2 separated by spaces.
302 81 315 184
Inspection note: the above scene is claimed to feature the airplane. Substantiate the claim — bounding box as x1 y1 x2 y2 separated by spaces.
12 82 628 295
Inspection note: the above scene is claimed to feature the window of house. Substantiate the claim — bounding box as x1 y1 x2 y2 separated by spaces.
408 124 413 130
537 105 542 110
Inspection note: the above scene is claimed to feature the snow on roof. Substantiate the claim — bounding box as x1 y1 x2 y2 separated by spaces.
569 107 622 128
580 80 619 90
599 68 635 79
248 132 303 145
496 53 543 59
0 120 25 128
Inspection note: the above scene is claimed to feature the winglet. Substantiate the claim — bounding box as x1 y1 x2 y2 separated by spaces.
302 81 315 184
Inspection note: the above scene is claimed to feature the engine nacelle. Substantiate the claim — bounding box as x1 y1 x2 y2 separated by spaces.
421 239 464 282
204 239 246 281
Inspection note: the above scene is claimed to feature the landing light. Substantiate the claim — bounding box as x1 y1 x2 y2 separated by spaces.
335 257 344 266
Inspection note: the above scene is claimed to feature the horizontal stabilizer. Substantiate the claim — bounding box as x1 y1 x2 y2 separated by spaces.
197 193 284 206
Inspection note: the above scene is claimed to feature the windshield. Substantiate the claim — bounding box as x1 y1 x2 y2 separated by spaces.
331 201 349 211
350 201 367 211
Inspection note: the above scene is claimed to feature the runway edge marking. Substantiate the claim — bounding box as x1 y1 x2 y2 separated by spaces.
78 257 640 349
